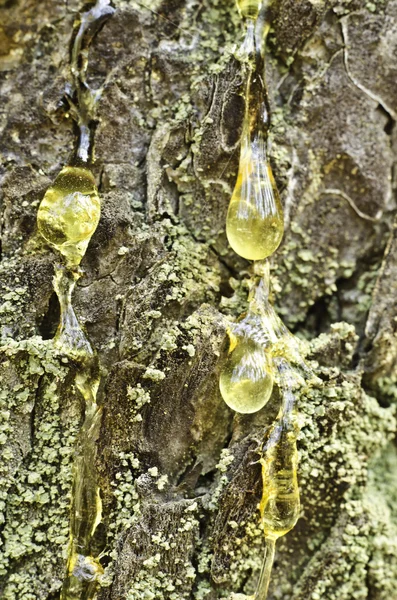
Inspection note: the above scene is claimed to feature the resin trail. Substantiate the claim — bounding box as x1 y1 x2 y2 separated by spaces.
225 5 284 261
37 164 104 600
253 359 300 600
53 267 103 600
36 2 114 596
222 1 308 599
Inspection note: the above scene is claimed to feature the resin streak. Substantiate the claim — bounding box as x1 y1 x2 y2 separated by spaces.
36 2 114 598
37 171 103 600
221 4 306 598
225 14 284 261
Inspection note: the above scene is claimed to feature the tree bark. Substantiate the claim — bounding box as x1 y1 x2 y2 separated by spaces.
0 0 397 599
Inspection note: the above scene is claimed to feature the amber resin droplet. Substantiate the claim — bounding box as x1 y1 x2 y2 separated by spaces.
37 165 100 268
226 134 284 261
226 12 284 262
219 309 274 414
260 420 300 539
259 360 300 539
236 0 262 20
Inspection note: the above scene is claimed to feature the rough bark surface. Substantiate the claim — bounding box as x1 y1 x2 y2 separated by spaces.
0 0 397 599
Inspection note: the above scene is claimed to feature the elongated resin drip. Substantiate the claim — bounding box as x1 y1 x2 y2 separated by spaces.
253 359 300 600
35 3 114 598
222 2 311 599
51 266 103 600
37 195 103 600
260 363 300 540
226 8 284 261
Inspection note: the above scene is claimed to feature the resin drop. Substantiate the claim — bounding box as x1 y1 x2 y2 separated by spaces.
37 165 100 268
219 315 274 414
236 0 262 20
260 429 300 538
226 133 284 261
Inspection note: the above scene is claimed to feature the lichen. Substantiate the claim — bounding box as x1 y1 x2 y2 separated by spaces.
0 337 80 599
126 384 151 421
100 452 141 588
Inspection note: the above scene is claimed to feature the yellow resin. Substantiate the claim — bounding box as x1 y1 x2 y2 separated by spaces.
260 360 300 542
53 266 103 600
226 131 284 261
260 423 300 538
53 267 94 357
225 0 305 596
236 0 262 19
252 537 276 600
37 165 100 268
35 2 115 598
248 267 312 378
226 16 284 261
250 359 301 600
220 334 273 414
219 309 274 414
252 425 299 600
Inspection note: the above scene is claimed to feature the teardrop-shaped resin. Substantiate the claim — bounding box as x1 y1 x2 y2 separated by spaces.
219 314 274 414
37 165 100 268
226 134 284 261
260 359 300 539
236 0 261 19
260 421 300 539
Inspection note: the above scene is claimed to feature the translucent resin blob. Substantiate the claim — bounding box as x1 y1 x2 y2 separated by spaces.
37 165 100 268
219 312 274 414
226 133 284 261
236 0 261 19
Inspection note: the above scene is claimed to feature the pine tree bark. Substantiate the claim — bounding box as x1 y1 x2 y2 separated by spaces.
0 1 397 599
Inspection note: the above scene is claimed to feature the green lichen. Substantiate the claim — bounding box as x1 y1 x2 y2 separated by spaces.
126 219 221 358
376 376 397 404
122 502 200 600
100 452 141 588
127 384 151 422
0 337 80 599
0 254 33 340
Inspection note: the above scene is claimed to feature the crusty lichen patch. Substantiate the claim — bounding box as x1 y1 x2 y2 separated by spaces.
0 337 81 599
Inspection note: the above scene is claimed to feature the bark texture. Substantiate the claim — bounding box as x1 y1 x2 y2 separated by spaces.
0 0 397 599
